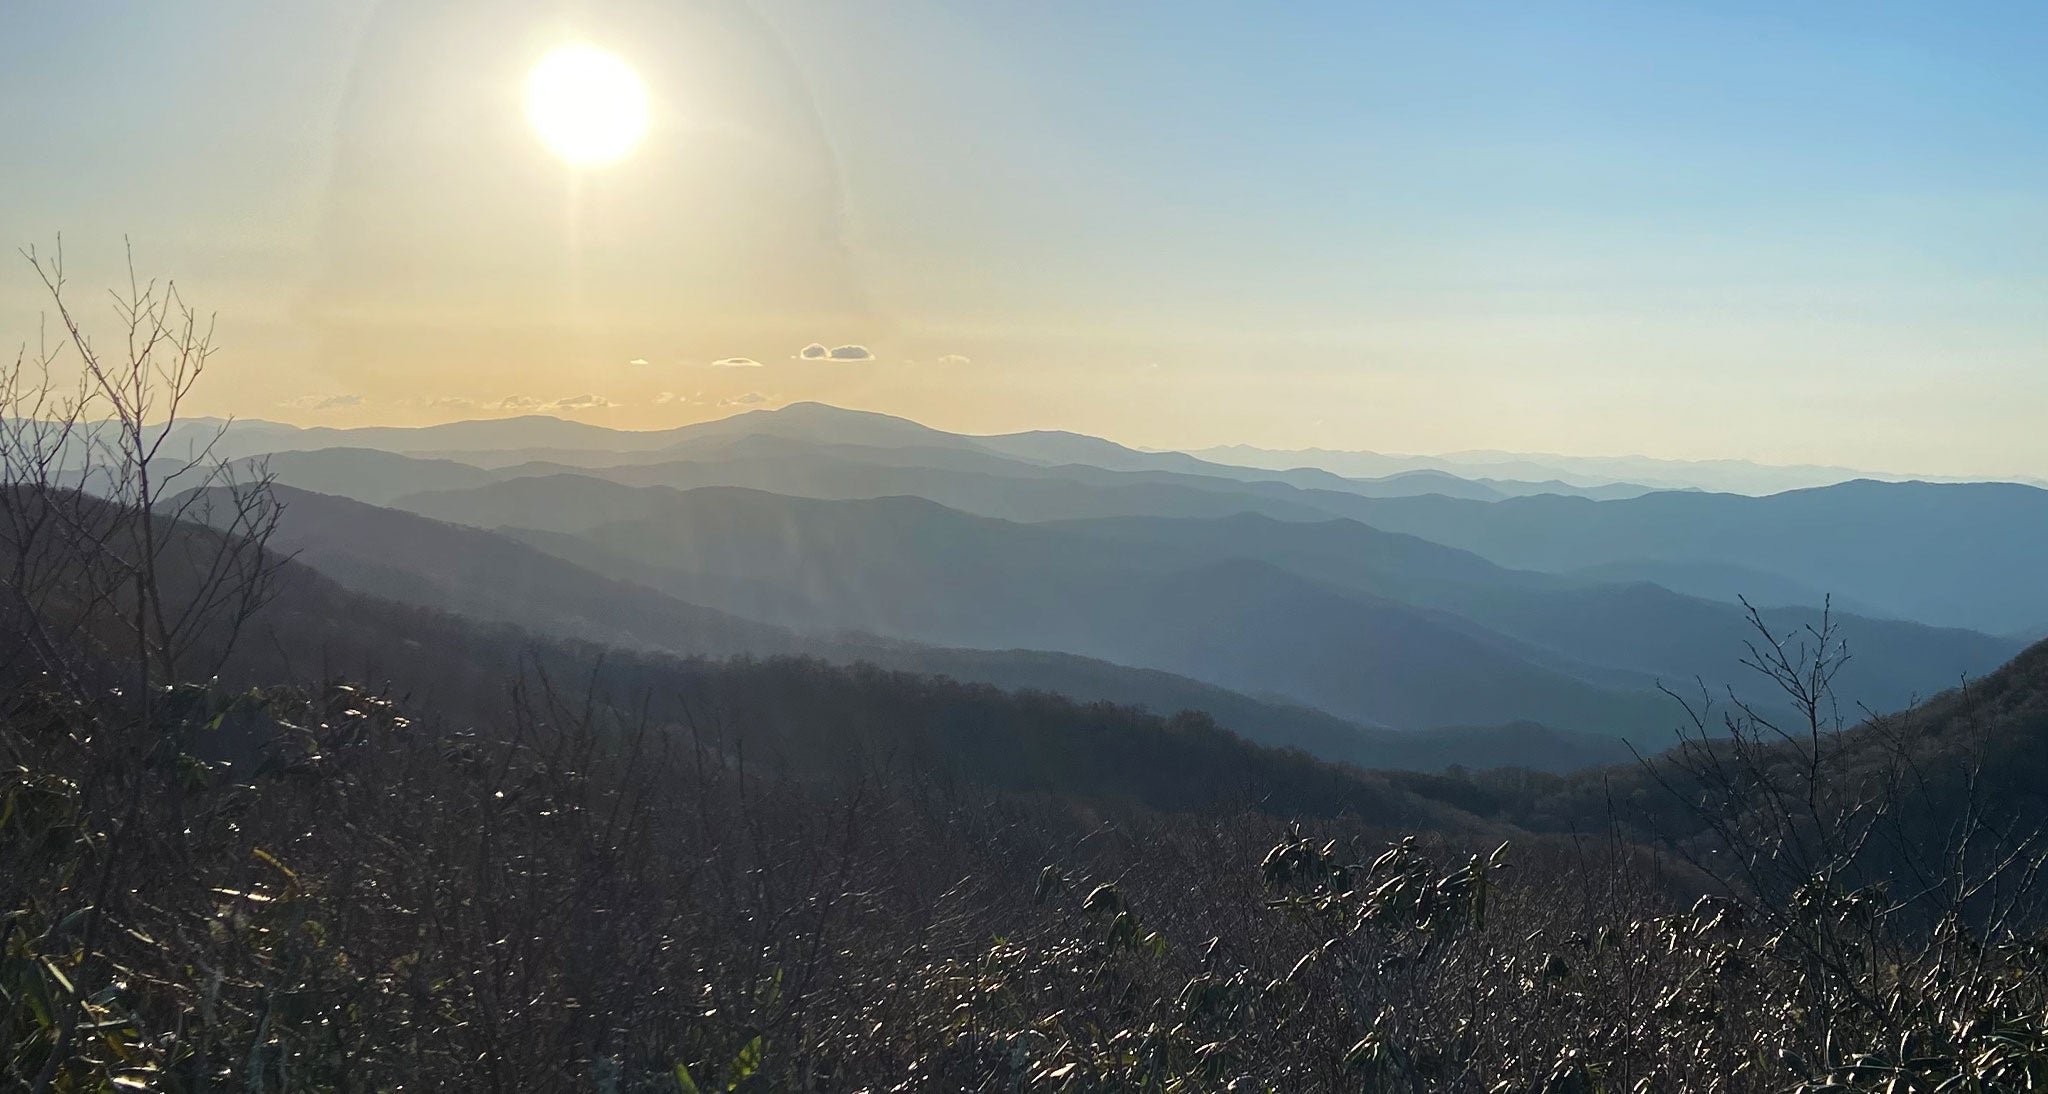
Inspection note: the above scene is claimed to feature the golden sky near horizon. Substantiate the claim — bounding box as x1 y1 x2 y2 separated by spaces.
4 1 2046 477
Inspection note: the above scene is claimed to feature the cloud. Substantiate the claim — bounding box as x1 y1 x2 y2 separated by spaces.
654 391 681 405
628 358 649 367
494 394 615 412
549 393 617 410
937 354 971 366
795 343 874 362
719 391 772 408
424 395 475 411
710 357 763 368
281 394 363 411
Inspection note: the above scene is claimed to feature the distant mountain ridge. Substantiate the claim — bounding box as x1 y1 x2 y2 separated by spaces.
379 478 2015 739
213 484 1633 773
153 401 2036 768
1189 442 2048 496
1333 480 2048 635
177 404 1657 503
96 403 2048 500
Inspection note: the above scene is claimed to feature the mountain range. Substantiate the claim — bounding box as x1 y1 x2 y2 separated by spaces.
1189 443 2048 496
139 400 2034 773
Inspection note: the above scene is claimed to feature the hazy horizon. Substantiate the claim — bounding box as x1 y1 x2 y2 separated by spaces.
128 399 2041 493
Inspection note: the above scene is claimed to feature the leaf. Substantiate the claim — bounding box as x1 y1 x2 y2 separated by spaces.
251 846 298 882
723 1035 763 1090
1345 1035 1379 1069
40 956 78 998
673 1062 701 1094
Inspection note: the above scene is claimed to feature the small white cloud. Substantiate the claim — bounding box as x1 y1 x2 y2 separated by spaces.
281 393 363 411
425 395 475 411
795 343 874 361
550 393 617 410
628 358 650 367
797 342 875 361
654 391 678 405
937 354 971 366
710 357 763 368
719 391 772 408
491 395 544 411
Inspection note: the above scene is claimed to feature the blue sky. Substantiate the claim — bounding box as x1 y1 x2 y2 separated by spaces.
3 1 2044 474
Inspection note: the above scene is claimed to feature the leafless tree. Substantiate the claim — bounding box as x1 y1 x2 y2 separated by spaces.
1 239 288 1093
0 238 286 697
1637 598 2048 1082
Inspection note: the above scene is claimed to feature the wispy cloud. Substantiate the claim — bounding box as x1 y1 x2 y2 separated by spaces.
711 357 763 368
937 354 972 366
280 394 363 411
493 393 618 412
654 391 679 405
628 358 650 366
719 391 772 408
425 395 475 411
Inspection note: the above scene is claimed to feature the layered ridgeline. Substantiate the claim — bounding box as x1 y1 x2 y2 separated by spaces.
204 401 2048 630
380 484 2003 734
1316 482 2048 636
1189 441 2048 496
9 485 1518 825
166 401 2028 763
224 484 1629 773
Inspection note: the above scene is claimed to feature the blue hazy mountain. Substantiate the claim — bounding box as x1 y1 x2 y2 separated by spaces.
208 402 2034 754
1331 481 2048 635
231 484 1633 772
383 478 2014 737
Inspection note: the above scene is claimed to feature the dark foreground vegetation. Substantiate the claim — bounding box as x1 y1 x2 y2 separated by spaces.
10 258 2048 1091
14 629 2048 1093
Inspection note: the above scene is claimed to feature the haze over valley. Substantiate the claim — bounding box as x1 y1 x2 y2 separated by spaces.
146 400 2021 756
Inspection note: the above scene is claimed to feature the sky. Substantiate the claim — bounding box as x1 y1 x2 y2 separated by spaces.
3 1 2045 476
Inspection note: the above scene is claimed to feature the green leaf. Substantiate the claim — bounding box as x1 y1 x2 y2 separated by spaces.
724 1035 763 1090
673 1062 701 1094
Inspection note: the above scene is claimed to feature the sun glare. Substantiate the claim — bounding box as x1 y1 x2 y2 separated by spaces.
525 44 649 167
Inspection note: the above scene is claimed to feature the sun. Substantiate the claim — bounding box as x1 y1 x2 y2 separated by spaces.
525 44 649 167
